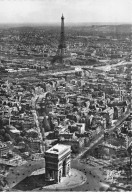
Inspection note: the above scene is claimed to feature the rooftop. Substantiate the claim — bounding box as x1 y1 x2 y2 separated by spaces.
45 144 71 155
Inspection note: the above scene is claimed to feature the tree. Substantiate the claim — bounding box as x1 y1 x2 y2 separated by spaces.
22 136 28 143
0 119 3 127
4 133 12 142
42 116 51 132
0 129 5 135
0 135 4 142
32 131 38 138
20 130 26 137
15 135 23 143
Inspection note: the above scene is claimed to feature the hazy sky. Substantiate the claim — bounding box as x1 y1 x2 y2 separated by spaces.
0 0 132 24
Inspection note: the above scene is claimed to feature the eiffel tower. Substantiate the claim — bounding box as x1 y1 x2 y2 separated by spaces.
52 14 66 64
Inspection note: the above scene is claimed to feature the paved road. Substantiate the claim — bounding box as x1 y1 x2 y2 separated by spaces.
70 159 106 191
75 109 130 160
71 60 132 72
69 109 131 191
96 61 132 71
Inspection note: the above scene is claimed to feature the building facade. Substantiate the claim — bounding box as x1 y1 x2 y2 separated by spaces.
45 144 71 183
0 142 9 157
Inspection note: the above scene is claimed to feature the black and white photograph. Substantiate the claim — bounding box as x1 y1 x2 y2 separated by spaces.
0 0 132 192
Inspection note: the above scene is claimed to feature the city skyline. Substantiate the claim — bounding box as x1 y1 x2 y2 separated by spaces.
0 0 132 24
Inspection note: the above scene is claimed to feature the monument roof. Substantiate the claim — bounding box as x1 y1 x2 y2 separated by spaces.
46 144 70 155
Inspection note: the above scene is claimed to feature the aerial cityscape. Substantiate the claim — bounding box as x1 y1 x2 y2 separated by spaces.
0 0 132 192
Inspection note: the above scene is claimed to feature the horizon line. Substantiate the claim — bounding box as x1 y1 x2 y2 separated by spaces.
0 22 132 26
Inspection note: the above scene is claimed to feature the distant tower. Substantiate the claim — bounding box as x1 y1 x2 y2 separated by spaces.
55 14 66 64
